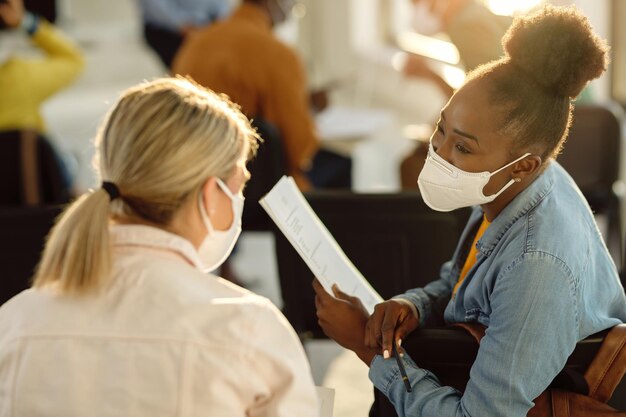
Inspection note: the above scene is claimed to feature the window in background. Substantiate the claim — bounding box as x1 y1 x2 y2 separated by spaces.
611 0 626 106
385 0 545 43
484 0 543 16
385 0 547 61
384 0 546 89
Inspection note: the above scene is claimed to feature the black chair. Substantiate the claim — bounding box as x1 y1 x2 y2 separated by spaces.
0 130 71 206
274 191 471 339
243 119 288 232
0 206 62 305
558 103 624 265
24 0 57 22
370 326 626 416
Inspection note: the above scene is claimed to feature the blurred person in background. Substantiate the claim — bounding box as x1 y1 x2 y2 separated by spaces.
0 0 83 134
400 0 511 188
404 0 511 98
0 77 319 416
173 0 352 191
137 0 232 69
0 0 84 201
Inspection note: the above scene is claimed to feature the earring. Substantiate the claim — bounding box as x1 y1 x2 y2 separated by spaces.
514 178 522 183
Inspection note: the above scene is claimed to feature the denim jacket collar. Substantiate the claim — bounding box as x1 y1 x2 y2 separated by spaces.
475 162 556 256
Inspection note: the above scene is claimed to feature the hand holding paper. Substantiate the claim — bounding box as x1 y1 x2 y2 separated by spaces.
259 176 383 314
313 279 378 365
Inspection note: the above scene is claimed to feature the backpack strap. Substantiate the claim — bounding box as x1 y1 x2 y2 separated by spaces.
584 324 626 403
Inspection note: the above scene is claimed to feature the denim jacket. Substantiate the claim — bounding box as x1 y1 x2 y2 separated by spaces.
369 162 626 417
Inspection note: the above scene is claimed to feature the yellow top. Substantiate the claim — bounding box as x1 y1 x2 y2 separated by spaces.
452 215 490 297
0 21 85 133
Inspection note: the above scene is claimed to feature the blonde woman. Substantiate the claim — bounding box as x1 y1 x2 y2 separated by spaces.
0 77 318 416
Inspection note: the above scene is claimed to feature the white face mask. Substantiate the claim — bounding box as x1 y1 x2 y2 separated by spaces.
417 143 531 212
197 178 244 273
411 1 444 36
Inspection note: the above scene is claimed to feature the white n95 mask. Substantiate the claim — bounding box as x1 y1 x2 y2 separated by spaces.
197 178 244 273
417 143 530 212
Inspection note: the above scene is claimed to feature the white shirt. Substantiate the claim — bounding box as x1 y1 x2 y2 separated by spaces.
0 224 318 416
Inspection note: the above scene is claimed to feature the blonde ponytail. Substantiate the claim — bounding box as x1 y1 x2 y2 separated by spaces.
34 189 113 293
33 76 258 295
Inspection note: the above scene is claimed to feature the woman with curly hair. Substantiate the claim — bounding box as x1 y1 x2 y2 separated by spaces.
314 6 626 416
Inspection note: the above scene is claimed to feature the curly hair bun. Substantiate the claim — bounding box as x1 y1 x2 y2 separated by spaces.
502 5 609 99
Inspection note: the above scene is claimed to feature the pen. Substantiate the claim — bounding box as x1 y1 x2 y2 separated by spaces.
392 343 412 393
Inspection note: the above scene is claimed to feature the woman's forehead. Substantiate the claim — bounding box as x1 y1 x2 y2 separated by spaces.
443 82 506 148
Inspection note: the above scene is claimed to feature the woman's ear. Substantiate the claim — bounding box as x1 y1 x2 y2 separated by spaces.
201 177 219 216
512 155 543 179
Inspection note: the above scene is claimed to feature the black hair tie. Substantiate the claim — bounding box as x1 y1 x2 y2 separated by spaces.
101 181 121 201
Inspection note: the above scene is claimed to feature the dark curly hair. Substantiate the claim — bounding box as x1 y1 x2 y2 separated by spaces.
466 5 609 162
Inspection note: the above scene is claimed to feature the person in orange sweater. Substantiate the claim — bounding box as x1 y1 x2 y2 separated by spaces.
173 0 350 191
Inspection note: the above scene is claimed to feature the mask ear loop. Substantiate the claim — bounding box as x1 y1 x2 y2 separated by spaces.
489 152 532 177
200 177 229 236
199 192 216 236
483 153 531 198
215 178 235 199
212 178 243 229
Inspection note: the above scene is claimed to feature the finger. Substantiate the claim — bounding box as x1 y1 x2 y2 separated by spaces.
396 316 417 341
331 283 351 300
312 278 323 293
367 306 385 350
381 310 401 359
364 319 378 349
395 317 418 355
331 283 347 299
396 337 405 356
312 279 330 299
315 296 331 323
332 284 359 304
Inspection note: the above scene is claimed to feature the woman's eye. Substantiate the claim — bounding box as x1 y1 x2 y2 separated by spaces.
436 123 444 134
455 143 470 154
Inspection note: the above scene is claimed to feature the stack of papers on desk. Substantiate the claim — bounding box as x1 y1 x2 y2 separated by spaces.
315 106 393 142
260 176 383 314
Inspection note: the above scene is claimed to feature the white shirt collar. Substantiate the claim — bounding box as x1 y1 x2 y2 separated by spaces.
110 224 204 270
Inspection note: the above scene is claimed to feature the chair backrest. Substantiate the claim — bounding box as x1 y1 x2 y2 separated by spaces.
558 103 622 209
243 119 287 231
558 103 624 266
0 206 62 305
24 0 57 22
0 130 71 206
274 191 471 339
370 325 626 416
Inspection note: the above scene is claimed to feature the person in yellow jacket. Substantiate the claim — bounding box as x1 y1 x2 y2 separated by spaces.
0 0 84 133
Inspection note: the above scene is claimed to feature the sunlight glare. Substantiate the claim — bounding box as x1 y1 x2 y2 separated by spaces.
486 0 544 16
442 65 466 89
397 32 460 65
